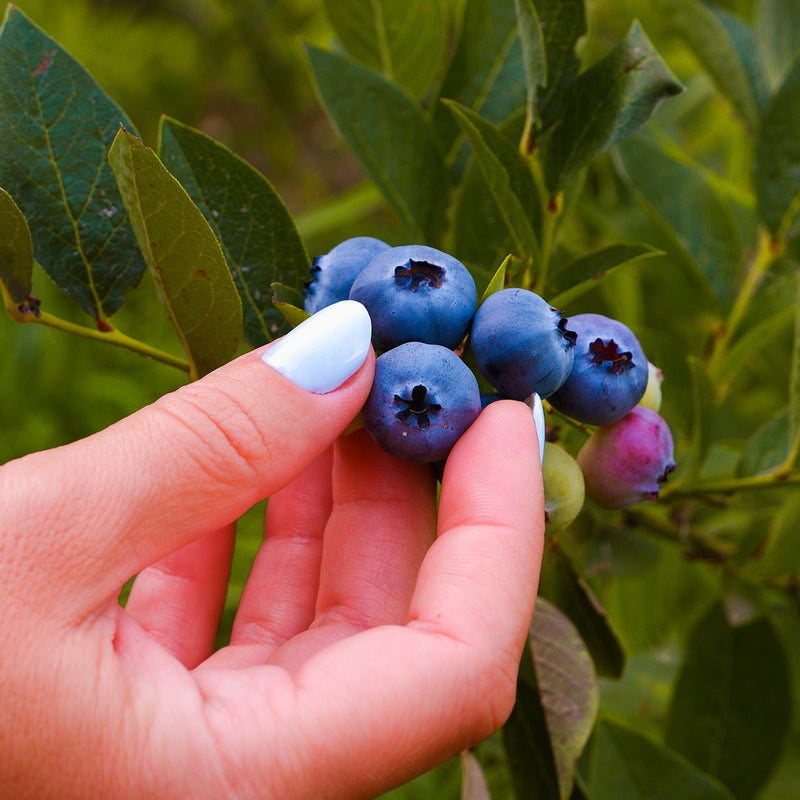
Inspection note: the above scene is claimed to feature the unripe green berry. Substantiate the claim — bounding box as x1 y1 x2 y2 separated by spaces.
542 442 585 530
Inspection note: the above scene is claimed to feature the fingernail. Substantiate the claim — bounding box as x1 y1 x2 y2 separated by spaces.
525 393 546 464
261 300 372 393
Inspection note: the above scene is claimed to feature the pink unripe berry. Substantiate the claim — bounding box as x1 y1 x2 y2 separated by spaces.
577 406 675 509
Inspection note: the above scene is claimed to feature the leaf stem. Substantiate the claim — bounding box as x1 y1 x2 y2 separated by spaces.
662 469 800 498
10 306 190 373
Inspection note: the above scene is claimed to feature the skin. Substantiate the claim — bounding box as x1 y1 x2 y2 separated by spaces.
0 343 544 800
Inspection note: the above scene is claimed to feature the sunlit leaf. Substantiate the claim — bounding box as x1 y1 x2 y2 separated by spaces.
108 129 242 379
306 45 448 243
271 282 310 328
158 117 310 346
0 6 145 321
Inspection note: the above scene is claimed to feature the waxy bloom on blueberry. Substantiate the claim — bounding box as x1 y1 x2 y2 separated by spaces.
349 245 477 352
362 341 481 463
304 236 390 314
577 406 676 509
470 288 577 400
549 313 648 425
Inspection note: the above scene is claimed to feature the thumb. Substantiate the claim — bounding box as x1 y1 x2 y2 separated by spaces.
1 301 374 604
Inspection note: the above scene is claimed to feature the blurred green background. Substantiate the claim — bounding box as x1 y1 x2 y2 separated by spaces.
2 1 798 797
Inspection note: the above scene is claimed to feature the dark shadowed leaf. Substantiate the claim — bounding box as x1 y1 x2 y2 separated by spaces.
543 21 684 192
538 542 626 679
665 602 792 800
749 491 800 578
321 0 449 98
535 0 587 134
653 0 767 131
158 117 310 346
108 129 242 380
0 186 33 307
583 718 735 800
548 242 661 308
306 45 448 244
0 6 145 322
755 56 800 236
529 598 599 799
757 0 800 89
433 0 526 169
615 132 741 311
445 100 540 262
680 356 717 484
739 408 791 477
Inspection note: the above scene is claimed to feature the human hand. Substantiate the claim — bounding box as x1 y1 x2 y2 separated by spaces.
0 302 545 800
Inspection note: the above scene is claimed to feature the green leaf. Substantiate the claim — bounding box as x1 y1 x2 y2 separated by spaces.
478 254 512 305
548 242 662 308
653 0 766 131
444 100 540 261
665 602 793 800
306 45 448 244
755 56 800 236
756 0 800 89
543 21 684 192
433 0 526 167
538 542 626 679
514 0 547 144
750 492 800 578
615 133 741 311
271 282 310 328
681 356 717 483
788 272 800 464
158 117 310 347
503 641 561 800
530 598 599 800
108 129 242 380
0 185 33 307
739 408 791 477
583 718 735 800
535 0 587 134
320 0 449 98
0 6 145 322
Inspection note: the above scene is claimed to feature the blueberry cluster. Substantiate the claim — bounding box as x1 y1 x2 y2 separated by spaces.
304 237 676 516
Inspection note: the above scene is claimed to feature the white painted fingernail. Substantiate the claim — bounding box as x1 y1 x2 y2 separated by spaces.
261 300 372 393
526 393 546 464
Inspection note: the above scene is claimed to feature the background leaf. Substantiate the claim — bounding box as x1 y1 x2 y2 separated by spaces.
158 116 310 346
109 129 242 379
664 601 793 800
0 185 33 306
433 0 526 171
653 0 767 131
307 44 448 244
543 21 684 192
755 56 800 236
756 0 800 89
615 132 742 311
514 0 546 142
0 6 145 322
583 718 735 800
320 0 449 98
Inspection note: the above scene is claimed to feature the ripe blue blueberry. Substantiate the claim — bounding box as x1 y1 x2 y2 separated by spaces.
348 245 477 352
548 313 648 426
304 236 390 314
362 341 481 463
577 406 676 509
469 288 577 400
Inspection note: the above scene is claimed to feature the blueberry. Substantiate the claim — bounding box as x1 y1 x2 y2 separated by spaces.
362 341 481 463
348 245 477 352
469 288 577 400
304 236 390 314
577 406 676 509
548 313 648 425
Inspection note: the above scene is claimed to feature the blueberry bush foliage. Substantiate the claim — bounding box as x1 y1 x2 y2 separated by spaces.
2 0 800 797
